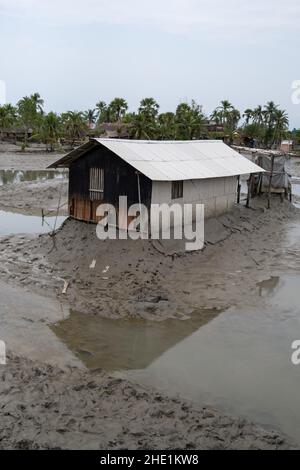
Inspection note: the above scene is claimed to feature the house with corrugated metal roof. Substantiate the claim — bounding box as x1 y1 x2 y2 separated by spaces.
49 139 263 223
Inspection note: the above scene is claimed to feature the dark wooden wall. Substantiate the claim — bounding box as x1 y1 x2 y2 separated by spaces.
68 144 152 223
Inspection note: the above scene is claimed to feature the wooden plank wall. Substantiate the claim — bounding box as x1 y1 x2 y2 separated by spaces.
68 145 152 223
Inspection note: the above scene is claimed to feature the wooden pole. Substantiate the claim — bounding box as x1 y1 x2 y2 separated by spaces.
246 175 252 208
267 155 275 209
237 175 241 204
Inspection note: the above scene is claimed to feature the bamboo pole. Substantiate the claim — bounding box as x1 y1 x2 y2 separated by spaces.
246 175 252 208
267 155 275 209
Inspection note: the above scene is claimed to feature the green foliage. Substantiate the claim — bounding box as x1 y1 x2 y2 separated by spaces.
38 112 62 151
211 100 241 133
61 111 87 145
241 101 289 148
0 92 295 150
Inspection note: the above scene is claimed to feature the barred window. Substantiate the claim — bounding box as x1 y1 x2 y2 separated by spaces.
89 168 104 201
171 180 183 199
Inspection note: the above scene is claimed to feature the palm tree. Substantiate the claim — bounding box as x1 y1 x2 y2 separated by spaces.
175 101 206 140
253 105 263 125
61 111 87 146
227 109 241 130
108 98 128 122
0 104 16 140
17 96 37 147
130 113 156 140
157 112 176 139
272 109 289 147
211 100 240 132
243 108 253 125
138 98 160 121
262 101 279 147
31 92 44 114
95 101 108 123
39 112 61 151
84 108 97 128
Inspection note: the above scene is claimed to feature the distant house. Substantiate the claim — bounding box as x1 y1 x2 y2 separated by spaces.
280 140 294 153
234 146 292 201
0 127 33 142
49 139 263 224
99 122 131 139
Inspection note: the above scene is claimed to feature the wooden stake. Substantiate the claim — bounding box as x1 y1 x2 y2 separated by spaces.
267 155 275 209
237 175 241 204
246 175 252 208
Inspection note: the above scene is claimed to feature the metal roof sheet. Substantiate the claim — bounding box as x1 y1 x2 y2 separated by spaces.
49 138 264 181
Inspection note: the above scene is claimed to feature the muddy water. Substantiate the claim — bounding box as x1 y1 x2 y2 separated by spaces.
0 169 67 233
51 309 220 370
0 280 81 368
51 275 300 443
293 182 300 197
0 210 67 235
0 169 67 185
122 275 300 443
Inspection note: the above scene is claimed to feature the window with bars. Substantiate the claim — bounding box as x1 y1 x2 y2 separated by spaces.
171 180 183 199
89 168 104 201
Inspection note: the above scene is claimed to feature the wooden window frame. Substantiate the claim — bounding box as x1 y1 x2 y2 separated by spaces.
171 180 183 199
89 167 104 201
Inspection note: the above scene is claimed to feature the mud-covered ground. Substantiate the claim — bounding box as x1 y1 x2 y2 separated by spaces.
0 178 68 215
0 355 291 450
0 144 299 449
0 143 67 215
1 198 299 321
0 142 62 170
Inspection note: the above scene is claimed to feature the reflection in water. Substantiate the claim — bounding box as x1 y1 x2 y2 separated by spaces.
0 169 67 185
0 210 66 235
125 275 300 444
51 272 300 443
51 309 220 370
257 276 280 297
293 183 300 197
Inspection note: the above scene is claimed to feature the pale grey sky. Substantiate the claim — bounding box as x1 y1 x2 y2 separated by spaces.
0 0 299 127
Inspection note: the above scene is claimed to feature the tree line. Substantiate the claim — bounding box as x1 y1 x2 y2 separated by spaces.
0 93 295 151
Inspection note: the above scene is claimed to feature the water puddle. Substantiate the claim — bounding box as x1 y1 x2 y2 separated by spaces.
293 183 300 197
257 276 280 296
50 309 219 370
0 169 67 185
0 210 66 235
0 280 80 368
51 275 300 443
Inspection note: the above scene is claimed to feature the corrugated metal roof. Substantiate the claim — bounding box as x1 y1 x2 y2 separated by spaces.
49 138 264 181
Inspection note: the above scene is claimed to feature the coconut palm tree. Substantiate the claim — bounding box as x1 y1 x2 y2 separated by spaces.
175 101 205 140
211 100 240 131
130 113 156 140
157 112 176 140
0 104 16 140
84 108 97 128
272 109 289 147
39 112 61 151
243 108 253 125
17 96 38 147
31 92 44 114
61 111 87 146
96 101 108 123
253 105 264 125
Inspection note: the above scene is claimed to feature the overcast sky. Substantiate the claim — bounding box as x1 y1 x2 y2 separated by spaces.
0 0 299 127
